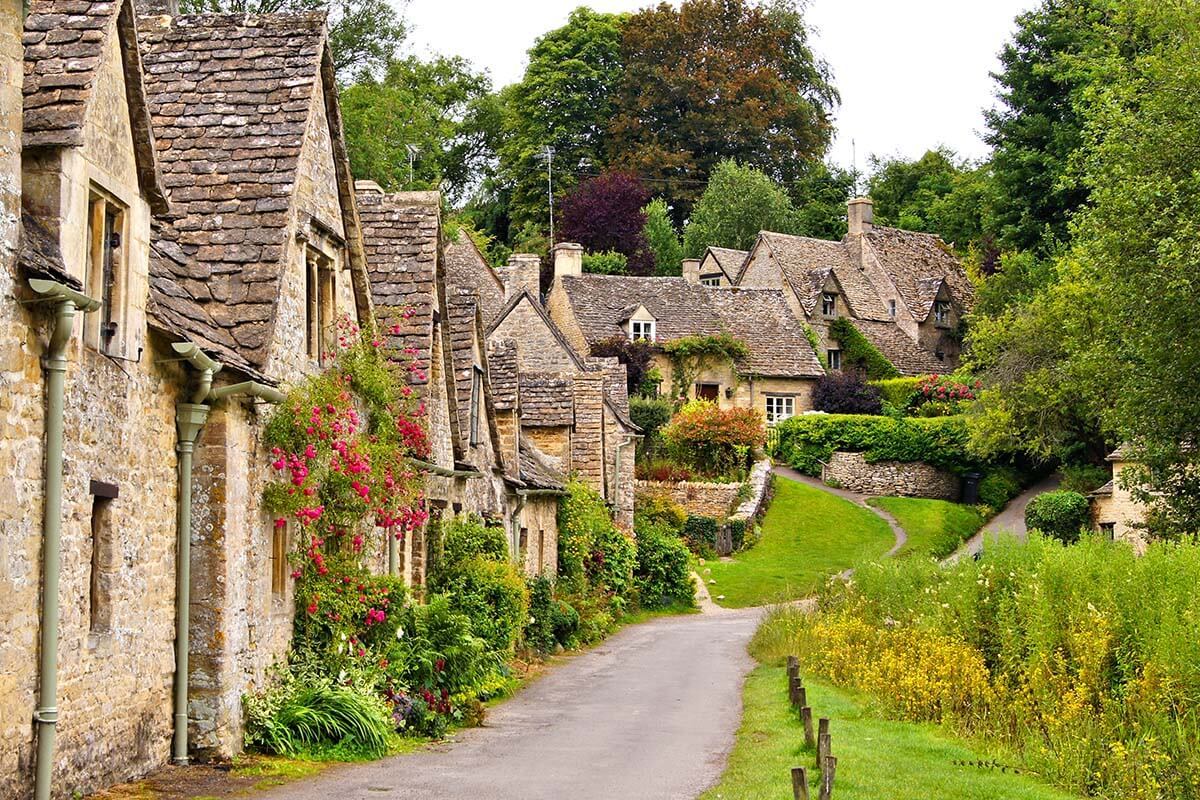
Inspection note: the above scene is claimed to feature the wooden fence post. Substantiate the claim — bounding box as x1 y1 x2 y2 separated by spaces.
801 706 815 748
816 718 830 767
791 766 809 800
787 655 799 676
789 674 804 706
796 686 807 709
818 756 837 800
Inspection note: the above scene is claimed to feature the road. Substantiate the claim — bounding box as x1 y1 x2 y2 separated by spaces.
948 473 1061 562
260 608 763 800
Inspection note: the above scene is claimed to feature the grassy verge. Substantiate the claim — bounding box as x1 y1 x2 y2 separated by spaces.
700 666 1078 800
867 496 986 559
702 478 893 608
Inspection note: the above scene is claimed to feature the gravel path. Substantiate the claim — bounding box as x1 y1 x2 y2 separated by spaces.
259 608 763 800
945 474 1061 563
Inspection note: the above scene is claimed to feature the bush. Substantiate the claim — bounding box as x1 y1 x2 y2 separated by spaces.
812 372 883 415
909 374 979 417
630 396 673 457
828 317 900 379
1059 463 1111 494
593 337 656 397
1024 490 1090 544
245 683 394 759
558 480 635 631
977 467 1022 512
634 492 688 533
525 576 559 654
581 250 629 275
774 414 977 476
661 400 765 478
633 523 696 608
435 515 508 575
635 458 694 483
681 514 718 555
872 376 923 409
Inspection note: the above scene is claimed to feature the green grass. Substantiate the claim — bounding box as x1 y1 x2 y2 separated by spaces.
868 496 986 559
702 478 894 607
700 666 1079 800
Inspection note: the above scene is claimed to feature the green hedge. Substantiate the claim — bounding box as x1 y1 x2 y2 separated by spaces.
829 318 900 380
978 467 1022 512
1025 490 1091 544
872 376 923 409
774 414 978 476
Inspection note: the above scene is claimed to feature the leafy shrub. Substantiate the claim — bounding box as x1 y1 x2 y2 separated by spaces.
662 333 749 400
828 317 900 379
909 374 980 417
812 372 883 415
1059 463 1111 494
681 514 718 555
634 492 688 533
977 467 1022 512
728 518 748 551
524 575 558 654
774 414 977 476
661 400 765 478
386 595 493 700
549 597 580 646
872 376 923 409
635 458 694 483
633 523 696 608
435 515 508 573
629 396 673 457
1024 490 1090 543
558 480 635 633
581 249 629 275
246 681 394 759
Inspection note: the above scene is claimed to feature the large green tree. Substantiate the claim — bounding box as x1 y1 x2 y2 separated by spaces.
607 0 837 225
682 160 799 256
642 198 683 276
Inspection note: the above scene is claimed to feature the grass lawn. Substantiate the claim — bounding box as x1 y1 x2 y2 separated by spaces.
700 666 1079 800
868 496 986 559
702 478 894 608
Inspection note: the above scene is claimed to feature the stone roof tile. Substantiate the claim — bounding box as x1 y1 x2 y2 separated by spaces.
862 226 975 320
445 230 504 326
850 319 946 376
703 246 747 281
518 435 566 491
519 372 574 427
17 212 79 289
755 231 891 321
487 338 518 411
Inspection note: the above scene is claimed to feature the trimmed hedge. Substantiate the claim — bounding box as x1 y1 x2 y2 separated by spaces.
872 376 923 409
978 467 1022 512
774 413 978 476
1025 490 1091 544
829 317 900 380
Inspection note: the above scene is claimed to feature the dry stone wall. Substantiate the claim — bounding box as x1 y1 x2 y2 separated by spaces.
635 479 743 519
822 451 960 499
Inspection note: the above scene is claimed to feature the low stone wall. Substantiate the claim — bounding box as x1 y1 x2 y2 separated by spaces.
635 479 743 519
730 459 773 524
822 451 960 500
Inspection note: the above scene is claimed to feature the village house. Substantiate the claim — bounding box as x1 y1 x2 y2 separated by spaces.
684 245 747 288
736 197 972 373
1089 445 1151 553
547 245 825 426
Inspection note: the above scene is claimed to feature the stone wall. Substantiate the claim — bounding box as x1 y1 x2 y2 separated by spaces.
519 495 558 576
0 0 19 280
489 295 580 374
569 371 605 493
635 479 743 520
822 451 960 500
1091 460 1150 553
729 459 773 524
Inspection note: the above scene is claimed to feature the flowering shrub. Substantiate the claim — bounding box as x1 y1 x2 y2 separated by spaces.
910 374 980 416
660 400 765 478
635 458 694 482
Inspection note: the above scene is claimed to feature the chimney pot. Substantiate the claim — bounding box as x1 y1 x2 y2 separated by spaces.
682 258 701 284
552 242 583 279
847 196 874 235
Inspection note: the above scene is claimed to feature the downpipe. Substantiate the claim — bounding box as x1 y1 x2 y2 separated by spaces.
28 279 100 800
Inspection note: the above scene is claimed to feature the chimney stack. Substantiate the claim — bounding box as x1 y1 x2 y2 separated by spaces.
682 258 701 284
552 242 583 279
503 253 542 300
354 179 384 195
135 0 179 16
847 197 874 235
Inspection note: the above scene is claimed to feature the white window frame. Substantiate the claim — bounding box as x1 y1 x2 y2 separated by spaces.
821 292 837 317
888 299 897 318
827 349 842 371
765 395 795 424
630 319 656 342
700 275 722 287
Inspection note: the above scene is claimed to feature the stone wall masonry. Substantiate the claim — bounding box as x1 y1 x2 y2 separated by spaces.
729 459 773 524
489 296 580 375
635 479 743 520
569 371 605 494
821 451 960 500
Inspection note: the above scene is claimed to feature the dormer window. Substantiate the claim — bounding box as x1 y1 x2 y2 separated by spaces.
84 188 128 354
821 292 837 318
700 275 721 287
888 299 897 318
934 300 951 326
630 320 655 342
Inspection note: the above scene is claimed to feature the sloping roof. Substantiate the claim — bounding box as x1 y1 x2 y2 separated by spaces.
862 226 975 320
1089 480 1114 499
519 373 574 427
138 11 328 367
851 319 945 376
24 0 170 214
17 212 78 289
752 231 891 321
518 436 566 492
444 230 504 326
446 288 482 448
557 275 824 379
356 190 439 396
702 247 747 281
1107 444 1131 462
488 338 518 412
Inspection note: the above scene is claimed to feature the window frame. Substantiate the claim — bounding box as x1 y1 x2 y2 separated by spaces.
83 187 128 355
821 292 837 318
933 300 951 326
764 395 795 425
888 299 897 318
700 275 722 287
305 247 337 361
827 349 842 371
469 365 484 446
630 319 656 342
695 382 720 401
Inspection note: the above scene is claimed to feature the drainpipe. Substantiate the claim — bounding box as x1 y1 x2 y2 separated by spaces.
508 491 527 565
168 344 286 764
28 279 100 800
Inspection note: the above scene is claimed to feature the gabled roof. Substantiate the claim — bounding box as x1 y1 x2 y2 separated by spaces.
752 231 891 321
139 11 358 369
850 319 945 376
519 373 575 427
701 246 747 282
557 275 824 379
862 226 975 320
518 436 566 492
23 0 170 214
444 230 504 326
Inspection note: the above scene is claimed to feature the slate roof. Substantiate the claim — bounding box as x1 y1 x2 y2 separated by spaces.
488 338 518 412
518 436 566 492
1089 480 1114 498
863 226 975 320
356 189 439 395
751 231 890 321
445 230 504 326
138 11 329 368
557 275 824 379
445 287 483 449
18 212 79 289
702 247 747 281
851 319 945 376
519 373 574 427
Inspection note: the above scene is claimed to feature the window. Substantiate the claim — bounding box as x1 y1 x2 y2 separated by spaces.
84 190 127 354
700 275 722 287
765 395 795 424
821 292 837 317
935 350 945 362
630 319 655 342
271 521 290 599
934 300 951 326
1100 522 1115 541
696 382 720 401
305 249 335 360
888 299 897 318
87 481 117 635
827 349 841 371
469 366 484 446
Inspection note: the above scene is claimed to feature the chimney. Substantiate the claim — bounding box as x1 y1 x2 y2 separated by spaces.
354 179 384 195
682 258 701 284
135 0 179 16
847 197 874 235
504 253 541 300
552 242 583 279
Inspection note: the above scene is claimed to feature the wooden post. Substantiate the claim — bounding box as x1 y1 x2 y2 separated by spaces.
789 674 802 706
801 706 815 748
791 766 809 800
787 655 799 673
817 718 830 767
796 686 807 709
818 756 837 800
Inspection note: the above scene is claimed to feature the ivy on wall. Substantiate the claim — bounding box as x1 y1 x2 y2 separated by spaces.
828 317 900 380
662 333 750 401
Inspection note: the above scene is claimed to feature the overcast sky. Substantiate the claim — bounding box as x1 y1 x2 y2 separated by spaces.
401 0 1038 171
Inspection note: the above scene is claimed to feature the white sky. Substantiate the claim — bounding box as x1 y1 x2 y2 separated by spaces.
401 0 1038 171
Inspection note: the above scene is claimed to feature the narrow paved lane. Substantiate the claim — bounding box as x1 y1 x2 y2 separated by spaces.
947 474 1061 562
261 609 762 800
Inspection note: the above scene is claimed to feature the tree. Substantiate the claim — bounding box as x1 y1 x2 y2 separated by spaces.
607 0 837 224
789 161 857 241
591 336 655 396
340 56 493 199
179 0 405 80
496 8 627 236
558 172 654 275
642 198 682 276
682 160 798 257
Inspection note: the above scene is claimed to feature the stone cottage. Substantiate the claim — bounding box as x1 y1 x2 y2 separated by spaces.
1089 445 1151 552
684 245 746 287
736 197 972 372
547 245 825 427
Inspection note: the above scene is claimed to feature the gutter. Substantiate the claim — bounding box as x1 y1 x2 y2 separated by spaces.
407 456 481 479
169 341 285 765
28 279 100 800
